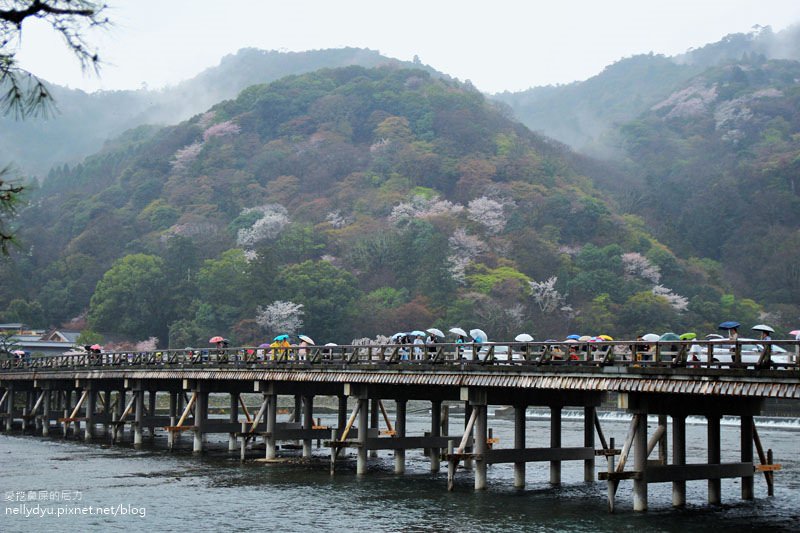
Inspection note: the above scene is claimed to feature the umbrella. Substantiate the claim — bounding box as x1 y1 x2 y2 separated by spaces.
449 327 468 337
578 335 592 342
790 330 800 337
679 332 697 340
258 343 270 348
273 334 289 341
90 344 103 350
642 333 660 342
705 333 724 340
566 334 581 340
718 321 740 330
469 329 488 343
209 336 224 343
751 324 774 333
410 330 426 337
426 328 445 338
515 333 534 342
564 339 578 343
598 334 613 341
659 332 680 341
298 334 315 344
11 349 25 355
324 342 337 347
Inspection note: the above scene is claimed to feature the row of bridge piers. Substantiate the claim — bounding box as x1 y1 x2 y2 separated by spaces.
0 375 779 512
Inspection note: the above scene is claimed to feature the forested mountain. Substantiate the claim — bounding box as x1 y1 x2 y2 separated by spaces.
493 24 800 153
1 66 758 347
0 48 437 177
610 58 800 313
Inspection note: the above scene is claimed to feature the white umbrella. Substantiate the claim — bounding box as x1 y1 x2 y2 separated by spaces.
642 333 660 342
426 328 445 338
298 334 315 344
751 324 774 333
515 333 534 342
449 327 468 337
470 329 488 343
410 330 426 337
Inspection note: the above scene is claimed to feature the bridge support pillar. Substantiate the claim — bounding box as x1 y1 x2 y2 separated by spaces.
148 391 157 440
708 413 721 505
672 414 686 507
337 395 347 438
168 391 177 450
42 388 51 437
584 405 596 482
84 386 96 441
633 413 648 512
514 403 526 488
193 388 208 454
395 398 407 474
357 397 368 475
473 394 488 491
370 399 379 458
134 389 144 448
741 415 754 500
62 390 71 437
550 404 562 484
114 389 125 443
103 390 112 436
302 395 314 458
4 384 13 431
430 399 442 473
463 402 473 471
229 392 239 452
265 392 277 460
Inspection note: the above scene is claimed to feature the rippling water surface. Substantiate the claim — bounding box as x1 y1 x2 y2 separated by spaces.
1 409 798 532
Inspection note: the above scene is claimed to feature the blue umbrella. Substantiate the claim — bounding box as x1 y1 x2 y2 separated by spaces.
718 321 740 330
273 334 289 341
410 330 426 337
566 334 581 340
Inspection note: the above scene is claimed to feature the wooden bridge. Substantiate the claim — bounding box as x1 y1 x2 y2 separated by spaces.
1 339 798 512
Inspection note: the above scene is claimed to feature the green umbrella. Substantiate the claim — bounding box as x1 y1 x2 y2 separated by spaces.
679 332 696 340
659 332 680 341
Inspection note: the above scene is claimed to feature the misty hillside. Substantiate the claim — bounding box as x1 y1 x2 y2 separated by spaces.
493 24 800 152
1 66 754 347
0 48 439 178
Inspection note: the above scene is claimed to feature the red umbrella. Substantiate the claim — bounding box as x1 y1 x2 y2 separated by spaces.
209 336 224 343
90 344 102 351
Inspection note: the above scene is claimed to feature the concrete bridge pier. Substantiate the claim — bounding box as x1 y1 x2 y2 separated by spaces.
62 390 72 437
229 392 240 452
633 412 648 512
672 413 686 507
84 385 96 441
741 415 754 500
42 388 51 437
168 391 177 449
103 390 112 436
584 406 596 482
337 395 347 438
370 399 379 458
473 394 488 491
134 388 144 448
148 391 157 440
514 403 526 488
430 399 442 473
4 384 13 431
550 404 562 484
113 389 125 443
193 386 209 453
394 398 407 474
357 396 369 475
707 414 722 505
302 395 314 458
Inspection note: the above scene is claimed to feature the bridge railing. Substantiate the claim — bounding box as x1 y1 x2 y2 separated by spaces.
1 339 799 372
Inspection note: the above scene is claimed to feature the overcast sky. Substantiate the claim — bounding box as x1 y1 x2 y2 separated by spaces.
13 0 800 95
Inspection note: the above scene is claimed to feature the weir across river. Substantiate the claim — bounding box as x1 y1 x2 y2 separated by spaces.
1 339 798 512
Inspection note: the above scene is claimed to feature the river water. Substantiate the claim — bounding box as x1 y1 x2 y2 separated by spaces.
1 407 798 532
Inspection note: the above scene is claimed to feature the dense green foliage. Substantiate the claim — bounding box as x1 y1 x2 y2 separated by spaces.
2 64 775 346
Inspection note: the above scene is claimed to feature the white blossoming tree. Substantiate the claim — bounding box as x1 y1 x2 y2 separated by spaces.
255 301 304 336
651 285 689 312
236 204 289 247
622 252 661 284
529 276 567 314
467 196 508 235
447 228 487 284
